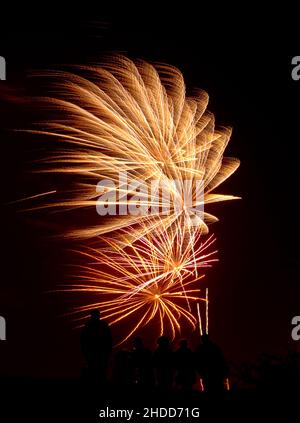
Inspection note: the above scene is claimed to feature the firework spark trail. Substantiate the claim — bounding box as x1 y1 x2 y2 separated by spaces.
26 56 240 242
197 302 203 337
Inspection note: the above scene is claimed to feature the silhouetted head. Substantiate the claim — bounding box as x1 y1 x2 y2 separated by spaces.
201 333 210 344
179 339 188 349
133 336 144 350
90 309 100 321
157 335 169 348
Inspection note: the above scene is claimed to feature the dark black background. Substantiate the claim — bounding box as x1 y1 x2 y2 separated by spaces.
0 7 299 380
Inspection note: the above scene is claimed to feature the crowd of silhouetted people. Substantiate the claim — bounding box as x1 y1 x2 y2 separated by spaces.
80 309 228 395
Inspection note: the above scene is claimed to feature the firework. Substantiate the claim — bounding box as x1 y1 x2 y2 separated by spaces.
28 56 240 241
24 56 240 344
61 228 217 345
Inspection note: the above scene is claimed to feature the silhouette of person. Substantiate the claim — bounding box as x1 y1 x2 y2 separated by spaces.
174 339 197 390
80 309 112 382
153 336 174 390
131 337 154 390
196 333 227 395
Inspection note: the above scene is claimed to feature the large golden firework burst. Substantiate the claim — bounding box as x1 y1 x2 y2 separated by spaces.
29 56 240 241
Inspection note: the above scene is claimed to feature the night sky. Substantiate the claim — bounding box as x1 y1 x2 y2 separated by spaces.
0 9 299 379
